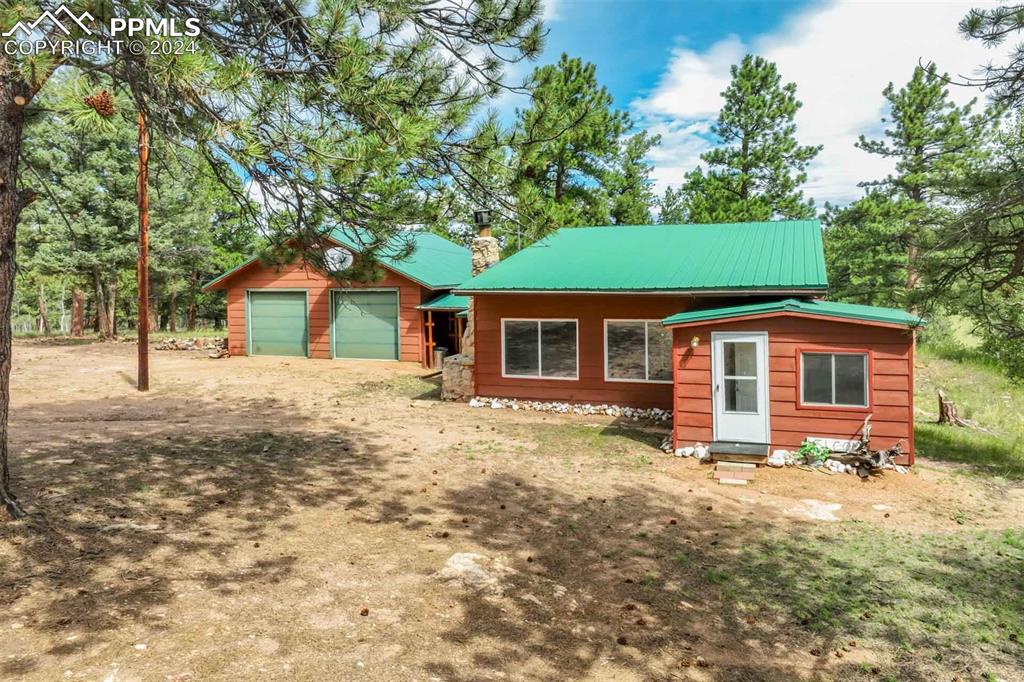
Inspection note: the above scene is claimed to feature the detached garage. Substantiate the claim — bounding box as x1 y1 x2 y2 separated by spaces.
204 229 471 363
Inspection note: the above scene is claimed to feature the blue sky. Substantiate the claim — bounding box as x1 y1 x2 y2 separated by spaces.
543 0 817 108
503 0 1002 207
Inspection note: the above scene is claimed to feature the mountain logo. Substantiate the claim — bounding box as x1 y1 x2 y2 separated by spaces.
3 5 95 38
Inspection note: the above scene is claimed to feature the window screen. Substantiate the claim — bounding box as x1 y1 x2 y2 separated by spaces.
801 352 868 407
605 320 672 382
502 320 578 379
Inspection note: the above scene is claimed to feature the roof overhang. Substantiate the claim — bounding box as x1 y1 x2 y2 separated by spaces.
663 310 921 330
662 299 926 330
202 256 261 291
452 288 829 296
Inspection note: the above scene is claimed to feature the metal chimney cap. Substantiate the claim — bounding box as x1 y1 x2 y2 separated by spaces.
473 209 492 227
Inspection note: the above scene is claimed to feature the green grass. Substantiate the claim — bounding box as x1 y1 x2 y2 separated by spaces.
338 373 441 400
915 346 1024 478
527 422 665 465
720 524 1024 678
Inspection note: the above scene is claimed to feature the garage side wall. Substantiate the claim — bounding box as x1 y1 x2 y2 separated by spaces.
473 293 696 408
671 316 915 464
224 260 428 361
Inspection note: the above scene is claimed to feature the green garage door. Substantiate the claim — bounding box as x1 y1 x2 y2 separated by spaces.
333 290 399 360
247 291 308 357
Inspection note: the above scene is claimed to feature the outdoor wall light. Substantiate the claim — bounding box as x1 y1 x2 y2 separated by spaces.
690 335 700 349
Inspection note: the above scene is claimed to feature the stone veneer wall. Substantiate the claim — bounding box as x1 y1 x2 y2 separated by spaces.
441 234 499 400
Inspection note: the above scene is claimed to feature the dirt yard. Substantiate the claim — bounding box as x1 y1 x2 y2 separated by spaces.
2 340 1022 681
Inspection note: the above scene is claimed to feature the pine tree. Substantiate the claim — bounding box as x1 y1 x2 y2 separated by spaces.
675 55 821 222
840 64 983 311
607 131 660 225
0 0 543 517
19 85 138 339
510 54 629 241
959 4 1024 108
658 186 687 224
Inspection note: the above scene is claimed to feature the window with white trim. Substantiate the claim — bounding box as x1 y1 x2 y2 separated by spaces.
801 352 868 407
502 319 578 379
605 320 672 383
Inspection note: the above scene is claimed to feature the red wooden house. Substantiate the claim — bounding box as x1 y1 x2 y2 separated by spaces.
454 221 923 464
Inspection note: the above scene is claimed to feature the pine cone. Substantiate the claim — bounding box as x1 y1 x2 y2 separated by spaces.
84 90 115 117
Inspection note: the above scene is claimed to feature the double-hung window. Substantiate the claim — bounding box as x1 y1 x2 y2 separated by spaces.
800 352 869 407
604 320 672 383
502 319 578 379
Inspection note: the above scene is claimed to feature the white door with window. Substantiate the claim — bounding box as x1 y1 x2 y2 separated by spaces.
712 332 770 443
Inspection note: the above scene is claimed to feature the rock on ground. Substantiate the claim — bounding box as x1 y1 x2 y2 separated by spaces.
434 553 516 595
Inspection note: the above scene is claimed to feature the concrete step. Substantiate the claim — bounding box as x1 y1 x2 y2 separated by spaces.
711 441 771 457
714 469 755 481
715 462 756 471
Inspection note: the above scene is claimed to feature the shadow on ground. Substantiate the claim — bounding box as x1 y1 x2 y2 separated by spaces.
3 389 1021 680
1 396 392 675
406 475 1023 681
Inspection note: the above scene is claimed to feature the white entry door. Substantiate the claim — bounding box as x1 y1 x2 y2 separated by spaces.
712 332 770 443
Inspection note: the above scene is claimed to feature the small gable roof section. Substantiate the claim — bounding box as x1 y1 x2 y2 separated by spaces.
662 298 926 330
416 291 470 312
328 228 470 289
203 229 470 291
454 220 827 294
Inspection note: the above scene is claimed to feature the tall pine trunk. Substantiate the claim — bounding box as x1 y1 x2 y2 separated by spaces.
186 270 198 331
168 291 177 332
70 288 84 336
0 78 30 518
105 281 117 337
37 282 49 334
93 271 113 339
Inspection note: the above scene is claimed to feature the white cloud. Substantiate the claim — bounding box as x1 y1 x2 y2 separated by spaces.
633 0 1001 206
541 0 561 22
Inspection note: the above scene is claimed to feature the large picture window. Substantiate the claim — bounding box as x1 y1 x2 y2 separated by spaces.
502 319 578 379
605 320 672 383
801 352 868 407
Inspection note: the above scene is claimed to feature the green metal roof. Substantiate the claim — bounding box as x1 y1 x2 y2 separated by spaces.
204 229 470 291
329 228 470 289
416 291 470 311
202 257 260 290
661 298 926 328
454 221 827 293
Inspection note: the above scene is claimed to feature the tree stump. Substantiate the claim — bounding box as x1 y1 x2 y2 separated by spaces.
937 389 971 427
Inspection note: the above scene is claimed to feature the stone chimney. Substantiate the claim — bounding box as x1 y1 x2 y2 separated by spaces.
442 211 500 400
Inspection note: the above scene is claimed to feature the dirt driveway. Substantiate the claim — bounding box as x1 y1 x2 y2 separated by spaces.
2 341 1021 681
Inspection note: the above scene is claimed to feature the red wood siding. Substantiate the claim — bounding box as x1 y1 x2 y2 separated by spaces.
671 316 915 464
473 294 699 408
223 260 429 362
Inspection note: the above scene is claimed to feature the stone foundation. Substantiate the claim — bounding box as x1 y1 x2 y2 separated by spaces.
442 353 475 401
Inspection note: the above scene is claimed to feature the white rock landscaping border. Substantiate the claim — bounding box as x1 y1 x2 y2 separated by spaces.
467 397 671 422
